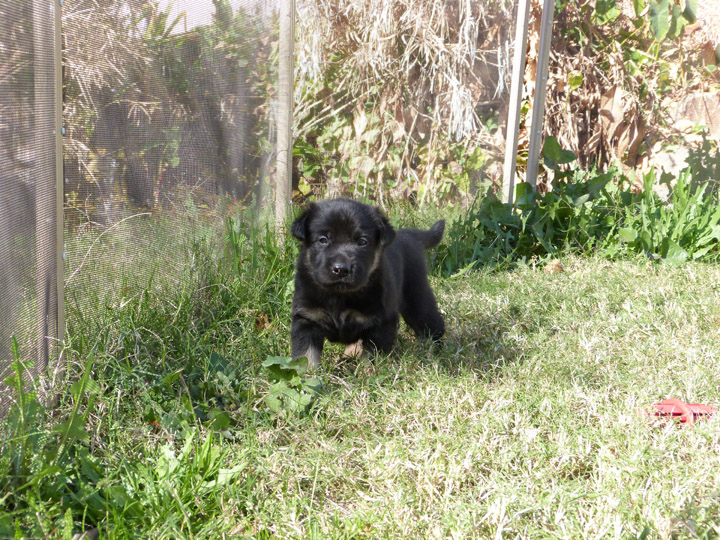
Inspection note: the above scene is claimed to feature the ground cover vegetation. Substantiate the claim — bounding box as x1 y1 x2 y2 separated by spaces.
436 135 720 274
2 0 720 537
3 158 720 537
3 207 720 537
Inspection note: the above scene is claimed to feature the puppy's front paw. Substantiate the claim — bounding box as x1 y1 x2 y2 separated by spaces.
343 340 367 360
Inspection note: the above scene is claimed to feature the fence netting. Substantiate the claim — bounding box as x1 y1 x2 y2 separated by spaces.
62 2 281 330
1 0 282 414
0 1 60 415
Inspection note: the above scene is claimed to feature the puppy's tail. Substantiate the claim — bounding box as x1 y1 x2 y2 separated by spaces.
412 220 445 249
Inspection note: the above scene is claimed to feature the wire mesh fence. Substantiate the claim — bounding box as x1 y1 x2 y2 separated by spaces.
1 0 286 415
0 1 61 415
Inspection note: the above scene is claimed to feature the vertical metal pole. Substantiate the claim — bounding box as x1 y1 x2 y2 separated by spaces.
275 0 294 232
525 0 555 189
34 0 56 372
502 0 530 204
54 0 65 383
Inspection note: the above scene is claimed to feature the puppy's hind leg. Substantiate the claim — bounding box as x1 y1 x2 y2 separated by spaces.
401 283 445 343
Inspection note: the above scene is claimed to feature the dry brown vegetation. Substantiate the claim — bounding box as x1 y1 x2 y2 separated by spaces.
533 0 719 190
295 0 720 200
294 0 516 202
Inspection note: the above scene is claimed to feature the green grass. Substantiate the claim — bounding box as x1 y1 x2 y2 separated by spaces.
3 215 720 538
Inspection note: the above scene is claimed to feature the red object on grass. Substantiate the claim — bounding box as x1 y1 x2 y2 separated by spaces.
650 398 715 426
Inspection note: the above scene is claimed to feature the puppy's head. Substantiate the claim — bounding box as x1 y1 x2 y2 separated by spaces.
291 199 395 292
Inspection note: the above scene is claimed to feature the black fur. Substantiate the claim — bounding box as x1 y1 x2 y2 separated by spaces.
290 198 445 368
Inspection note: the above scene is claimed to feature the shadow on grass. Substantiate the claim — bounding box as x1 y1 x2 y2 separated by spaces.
438 313 527 377
315 305 529 383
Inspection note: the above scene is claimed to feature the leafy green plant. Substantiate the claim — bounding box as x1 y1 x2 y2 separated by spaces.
120 428 251 536
641 0 697 41
616 169 720 264
436 137 720 274
261 356 323 418
542 0 715 179
685 130 720 187
0 341 131 538
224 216 297 318
140 350 245 434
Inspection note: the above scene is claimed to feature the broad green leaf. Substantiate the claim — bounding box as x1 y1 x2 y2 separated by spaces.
683 0 697 22
696 225 720 247
668 4 687 39
619 228 638 243
287 356 308 376
264 392 284 413
262 356 299 381
68 374 100 396
543 136 576 170
649 0 670 41
208 351 229 373
208 410 231 430
202 464 245 491
586 174 612 196
281 387 305 411
664 240 688 264
0 514 13 539
162 369 182 388
573 194 591 207
515 182 535 210
54 415 90 443
268 380 288 395
303 377 323 395
633 0 647 16
567 71 583 93
692 245 716 259
595 0 621 24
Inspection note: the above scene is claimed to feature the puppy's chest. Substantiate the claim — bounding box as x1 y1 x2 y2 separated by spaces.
296 302 377 338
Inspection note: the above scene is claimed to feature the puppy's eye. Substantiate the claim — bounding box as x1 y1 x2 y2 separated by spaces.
318 236 329 245
357 237 368 247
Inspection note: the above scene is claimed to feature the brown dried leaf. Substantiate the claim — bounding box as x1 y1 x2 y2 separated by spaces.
599 85 626 139
616 112 645 165
701 41 717 66
544 259 564 274
255 312 270 332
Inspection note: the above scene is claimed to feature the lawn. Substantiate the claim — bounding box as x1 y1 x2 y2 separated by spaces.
4 219 720 539
230 257 720 539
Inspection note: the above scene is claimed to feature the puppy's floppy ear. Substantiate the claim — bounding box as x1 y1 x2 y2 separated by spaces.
291 203 316 241
374 208 396 246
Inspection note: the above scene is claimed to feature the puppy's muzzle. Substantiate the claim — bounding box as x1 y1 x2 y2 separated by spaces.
331 262 351 277
326 252 354 282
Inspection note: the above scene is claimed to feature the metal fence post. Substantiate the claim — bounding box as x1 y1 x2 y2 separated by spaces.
33 0 57 374
54 0 65 390
502 0 531 204
525 0 556 189
275 0 295 232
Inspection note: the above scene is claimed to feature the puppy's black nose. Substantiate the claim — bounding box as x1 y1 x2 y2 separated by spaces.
331 263 350 277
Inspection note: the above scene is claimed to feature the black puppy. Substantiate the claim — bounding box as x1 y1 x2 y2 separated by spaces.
290 198 445 369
